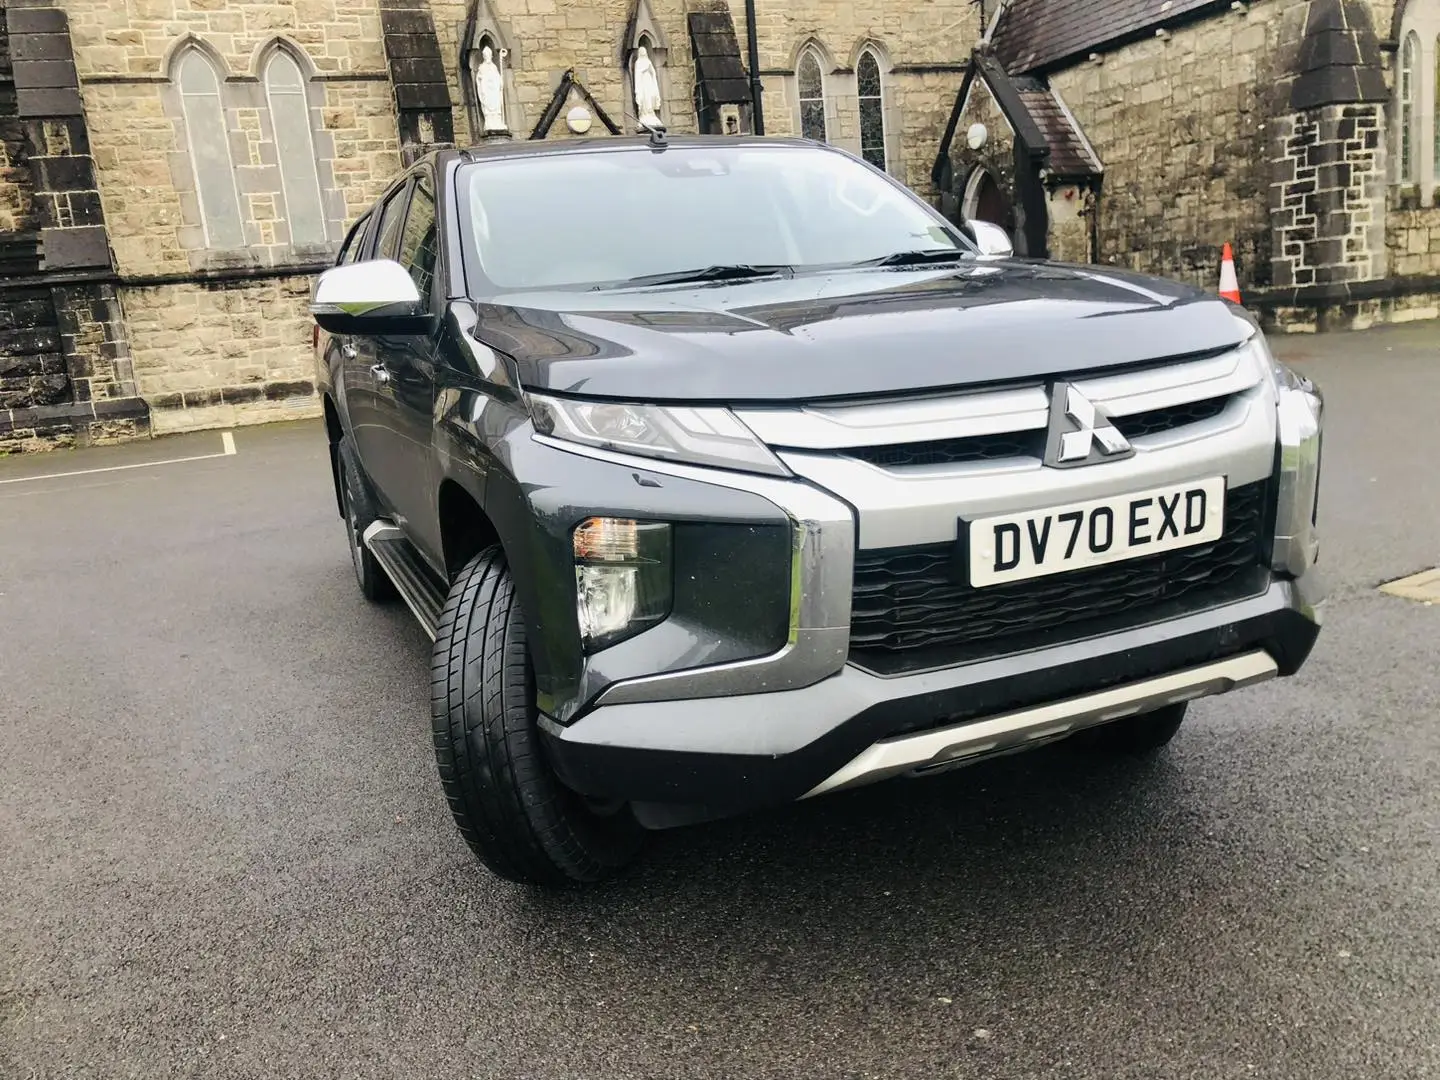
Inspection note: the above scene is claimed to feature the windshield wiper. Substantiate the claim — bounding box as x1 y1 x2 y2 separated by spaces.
599 264 792 289
858 248 972 268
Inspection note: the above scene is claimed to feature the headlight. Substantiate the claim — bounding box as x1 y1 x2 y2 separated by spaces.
1243 325 1315 397
573 517 672 652
1249 331 1323 577
529 394 788 477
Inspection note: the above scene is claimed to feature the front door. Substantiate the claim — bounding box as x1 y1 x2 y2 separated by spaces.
324 210 372 483
371 172 445 568
345 180 415 519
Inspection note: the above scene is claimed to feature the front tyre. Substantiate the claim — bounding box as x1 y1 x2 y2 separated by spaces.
430 545 643 886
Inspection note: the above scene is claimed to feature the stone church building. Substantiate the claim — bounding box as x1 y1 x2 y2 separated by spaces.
0 0 980 448
0 0 1435 450
938 0 1437 330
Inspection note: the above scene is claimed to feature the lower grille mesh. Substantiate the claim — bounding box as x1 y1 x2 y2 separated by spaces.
849 480 1270 662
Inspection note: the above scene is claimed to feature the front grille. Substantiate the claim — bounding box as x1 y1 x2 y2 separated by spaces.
1113 396 1230 439
849 480 1270 670
840 395 1233 470
844 431 1042 468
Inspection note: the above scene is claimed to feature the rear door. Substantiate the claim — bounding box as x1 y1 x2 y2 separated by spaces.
371 171 445 563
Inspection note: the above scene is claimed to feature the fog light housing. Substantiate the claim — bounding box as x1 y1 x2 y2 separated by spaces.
573 517 672 652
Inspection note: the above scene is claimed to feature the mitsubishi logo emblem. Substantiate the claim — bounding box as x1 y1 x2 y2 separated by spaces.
1043 383 1134 468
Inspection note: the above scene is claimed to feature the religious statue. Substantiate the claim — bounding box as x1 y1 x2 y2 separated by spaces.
476 45 507 133
633 46 663 129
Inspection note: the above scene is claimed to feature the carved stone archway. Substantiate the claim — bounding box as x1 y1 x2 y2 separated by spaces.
962 166 1014 232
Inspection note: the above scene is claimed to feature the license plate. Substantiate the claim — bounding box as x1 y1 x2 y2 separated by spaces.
967 477 1227 588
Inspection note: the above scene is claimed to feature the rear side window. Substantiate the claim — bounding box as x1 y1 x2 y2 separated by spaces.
336 213 371 266
373 182 413 263
395 178 439 302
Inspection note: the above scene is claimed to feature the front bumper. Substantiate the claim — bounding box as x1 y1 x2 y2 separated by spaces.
540 576 1322 827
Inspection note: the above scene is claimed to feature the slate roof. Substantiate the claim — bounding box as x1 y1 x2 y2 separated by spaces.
1013 77 1102 177
992 0 1228 74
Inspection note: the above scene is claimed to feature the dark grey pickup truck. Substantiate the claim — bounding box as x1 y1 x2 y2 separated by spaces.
311 133 1324 886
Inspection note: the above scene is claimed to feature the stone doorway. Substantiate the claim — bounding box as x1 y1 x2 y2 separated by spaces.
963 166 1013 230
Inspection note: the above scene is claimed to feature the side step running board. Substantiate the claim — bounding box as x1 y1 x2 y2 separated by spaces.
363 522 448 641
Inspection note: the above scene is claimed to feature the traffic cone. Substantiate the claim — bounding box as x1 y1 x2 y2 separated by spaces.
1218 243 1241 303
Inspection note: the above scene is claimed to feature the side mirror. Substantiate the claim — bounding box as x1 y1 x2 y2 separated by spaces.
311 259 428 336
966 219 1014 258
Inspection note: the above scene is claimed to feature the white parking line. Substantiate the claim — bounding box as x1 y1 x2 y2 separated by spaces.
0 430 238 486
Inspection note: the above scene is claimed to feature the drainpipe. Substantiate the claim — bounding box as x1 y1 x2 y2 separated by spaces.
745 0 765 134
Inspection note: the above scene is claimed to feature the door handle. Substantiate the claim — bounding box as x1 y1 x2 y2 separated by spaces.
341 343 357 360
371 363 391 385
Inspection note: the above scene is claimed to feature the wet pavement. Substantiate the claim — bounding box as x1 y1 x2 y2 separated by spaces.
2 323 1438 1079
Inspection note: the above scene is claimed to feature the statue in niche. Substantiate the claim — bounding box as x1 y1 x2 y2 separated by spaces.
476 45 508 133
633 46 663 128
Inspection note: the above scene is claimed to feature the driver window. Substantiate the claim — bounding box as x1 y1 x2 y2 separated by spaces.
373 182 412 263
395 177 439 304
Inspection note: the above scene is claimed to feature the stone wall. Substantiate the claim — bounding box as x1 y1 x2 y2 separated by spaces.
52 283 139 404
1 4 148 453
424 0 971 192
1049 0 1309 291
1047 185 1093 263
1270 103 1387 288
1372 0 1440 281
426 0 700 147
52 0 405 432
121 277 317 434
1365 0 1401 40
1 4 42 278
0 11 38 240
756 64 966 197
750 0 976 198
62 0 399 277
1382 39 1440 280
62 0 390 78
1386 205 1440 274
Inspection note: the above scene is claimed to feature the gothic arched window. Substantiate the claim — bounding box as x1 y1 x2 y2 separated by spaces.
176 48 245 249
263 49 326 246
856 47 887 170
797 47 827 143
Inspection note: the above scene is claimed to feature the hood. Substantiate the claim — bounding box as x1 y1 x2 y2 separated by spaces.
461 261 1252 403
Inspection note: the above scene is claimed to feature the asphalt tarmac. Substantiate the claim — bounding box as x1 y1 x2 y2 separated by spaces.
2 323 1437 1079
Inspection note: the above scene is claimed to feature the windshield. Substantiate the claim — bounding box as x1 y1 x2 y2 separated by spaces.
458 145 970 291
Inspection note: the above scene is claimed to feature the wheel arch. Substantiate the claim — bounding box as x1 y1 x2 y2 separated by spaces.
433 453 575 708
437 476 502 579
323 392 344 518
